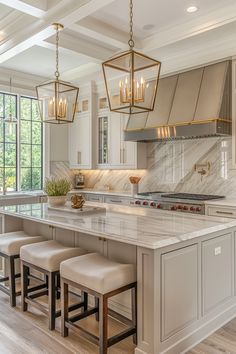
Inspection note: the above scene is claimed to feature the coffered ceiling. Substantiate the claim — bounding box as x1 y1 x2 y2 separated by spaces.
0 0 236 86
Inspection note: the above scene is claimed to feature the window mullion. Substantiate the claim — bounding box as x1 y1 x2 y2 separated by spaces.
17 94 20 191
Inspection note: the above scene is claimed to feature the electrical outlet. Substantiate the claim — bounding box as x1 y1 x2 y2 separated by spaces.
214 246 221 256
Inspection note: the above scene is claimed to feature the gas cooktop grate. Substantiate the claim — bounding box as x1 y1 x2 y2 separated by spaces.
163 193 224 201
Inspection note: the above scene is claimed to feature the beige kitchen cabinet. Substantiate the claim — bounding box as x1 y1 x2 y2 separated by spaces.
206 205 236 218
202 233 233 315
161 244 198 340
69 112 93 169
103 195 132 205
86 193 104 203
97 109 147 169
68 82 96 170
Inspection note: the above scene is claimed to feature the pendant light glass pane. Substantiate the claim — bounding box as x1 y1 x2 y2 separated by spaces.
103 50 161 114
36 80 79 124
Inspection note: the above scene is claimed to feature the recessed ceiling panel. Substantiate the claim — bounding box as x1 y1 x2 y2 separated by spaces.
1 45 88 78
90 0 236 39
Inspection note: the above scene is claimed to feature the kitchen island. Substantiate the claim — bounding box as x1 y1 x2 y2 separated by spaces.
1 202 236 354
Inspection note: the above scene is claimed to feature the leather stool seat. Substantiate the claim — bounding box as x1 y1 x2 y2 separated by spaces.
20 240 87 272
20 240 88 330
60 253 137 354
61 253 136 294
0 231 45 256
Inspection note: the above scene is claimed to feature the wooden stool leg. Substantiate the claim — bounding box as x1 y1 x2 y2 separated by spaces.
8 256 16 307
99 295 108 354
61 279 69 337
56 273 60 300
81 291 88 312
132 284 137 345
21 262 28 311
95 297 99 321
48 272 56 330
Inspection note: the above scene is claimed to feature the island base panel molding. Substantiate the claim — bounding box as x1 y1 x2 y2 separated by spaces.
136 231 236 354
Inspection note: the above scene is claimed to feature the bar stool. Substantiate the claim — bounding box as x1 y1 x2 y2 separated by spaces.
60 253 137 354
0 231 45 307
20 240 87 330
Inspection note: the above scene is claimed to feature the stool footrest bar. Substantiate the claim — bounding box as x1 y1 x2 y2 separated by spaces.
25 296 49 315
70 307 98 323
108 327 136 347
66 321 99 345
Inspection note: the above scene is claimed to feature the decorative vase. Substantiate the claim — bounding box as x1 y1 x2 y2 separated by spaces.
47 195 67 207
131 183 139 196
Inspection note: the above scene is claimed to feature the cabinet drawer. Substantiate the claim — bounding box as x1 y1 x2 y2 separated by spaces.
207 206 236 218
87 194 103 203
161 245 198 340
104 196 130 205
202 233 233 315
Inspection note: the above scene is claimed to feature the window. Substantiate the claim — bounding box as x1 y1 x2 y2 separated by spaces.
0 93 17 192
20 97 43 191
0 92 43 193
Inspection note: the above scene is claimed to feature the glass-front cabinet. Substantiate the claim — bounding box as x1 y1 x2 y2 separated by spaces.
98 116 109 164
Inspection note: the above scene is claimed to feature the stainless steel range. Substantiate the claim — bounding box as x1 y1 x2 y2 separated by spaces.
131 192 225 214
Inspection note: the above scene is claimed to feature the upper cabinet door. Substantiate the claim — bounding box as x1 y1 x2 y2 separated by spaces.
69 113 92 169
168 68 203 125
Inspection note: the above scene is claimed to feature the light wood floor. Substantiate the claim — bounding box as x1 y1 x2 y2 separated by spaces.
0 290 236 354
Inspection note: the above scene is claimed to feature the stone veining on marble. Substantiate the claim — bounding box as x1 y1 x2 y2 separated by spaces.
50 137 236 197
1 203 236 249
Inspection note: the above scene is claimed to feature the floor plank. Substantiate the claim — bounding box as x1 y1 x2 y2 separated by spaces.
187 317 236 354
0 291 135 354
0 289 236 353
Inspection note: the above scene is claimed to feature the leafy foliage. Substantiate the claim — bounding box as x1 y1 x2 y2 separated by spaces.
0 93 43 192
44 178 71 196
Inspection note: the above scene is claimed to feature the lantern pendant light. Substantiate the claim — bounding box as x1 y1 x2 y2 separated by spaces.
36 23 79 124
102 0 161 115
4 78 17 124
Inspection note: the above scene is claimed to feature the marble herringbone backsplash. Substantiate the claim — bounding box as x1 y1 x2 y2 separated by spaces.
50 137 236 197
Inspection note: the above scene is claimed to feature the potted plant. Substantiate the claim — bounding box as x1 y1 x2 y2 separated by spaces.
44 177 71 207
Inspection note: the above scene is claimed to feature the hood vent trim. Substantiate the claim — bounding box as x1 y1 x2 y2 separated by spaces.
124 60 232 142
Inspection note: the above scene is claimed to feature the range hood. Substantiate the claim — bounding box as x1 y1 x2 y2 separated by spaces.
124 60 232 142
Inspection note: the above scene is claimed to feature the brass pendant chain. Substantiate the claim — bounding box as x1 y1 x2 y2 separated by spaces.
128 0 135 49
55 25 60 80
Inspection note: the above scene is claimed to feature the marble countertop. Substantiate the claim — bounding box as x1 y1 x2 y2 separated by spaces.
0 191 45 200
204 199 236 207
69 189 133 198
1 202 236 249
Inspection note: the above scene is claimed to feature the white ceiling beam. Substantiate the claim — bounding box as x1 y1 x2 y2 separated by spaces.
69 23 127 50
58 0 116 25
61 62 101 81
142 2 236 52
37 39 99 63
0 0 46 18
45 32 115 61
0 0 116 64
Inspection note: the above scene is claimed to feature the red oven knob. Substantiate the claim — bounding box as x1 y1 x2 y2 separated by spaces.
177 205 183 209
190 207 195 211
150 202 156 207
157 203 161 209
171 206 177 211
196 207 201 212
143 201 148 206
135 200 141 205
183 206 188 211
